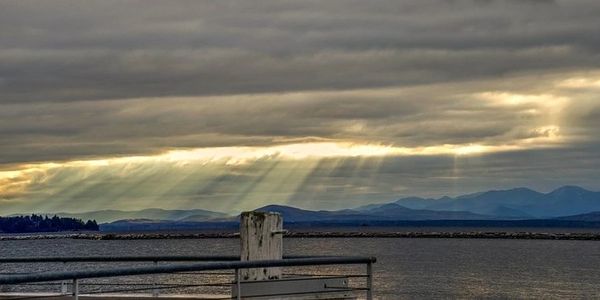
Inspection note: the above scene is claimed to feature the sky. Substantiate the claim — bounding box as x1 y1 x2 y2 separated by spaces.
1 0 600 214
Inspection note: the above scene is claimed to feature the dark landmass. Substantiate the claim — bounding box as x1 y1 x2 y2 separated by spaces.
0 214 99 233
100 219 238 231
555 211 600 222
99 208 600 232
99 219 600 232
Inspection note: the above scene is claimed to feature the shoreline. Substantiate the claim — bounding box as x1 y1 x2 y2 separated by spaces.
2 231 600 241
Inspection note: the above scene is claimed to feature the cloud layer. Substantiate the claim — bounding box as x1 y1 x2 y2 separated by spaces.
1 0 600 212
2 0 600 103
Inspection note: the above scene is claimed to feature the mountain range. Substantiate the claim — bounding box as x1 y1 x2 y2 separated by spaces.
7 186 600 229
387 185 600 218
253 204 493 222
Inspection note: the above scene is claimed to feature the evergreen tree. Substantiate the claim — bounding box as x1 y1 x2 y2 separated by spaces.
0 215 100 233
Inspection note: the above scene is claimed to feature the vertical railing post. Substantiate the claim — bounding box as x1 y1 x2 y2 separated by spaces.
235 211 283 299
72 278 79 300
61 262 68 294
152 261 159 297
240 211 283 281
235 268 242 300
366 262 373 300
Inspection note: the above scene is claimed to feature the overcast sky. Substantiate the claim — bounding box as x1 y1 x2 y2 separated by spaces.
1 0 600 213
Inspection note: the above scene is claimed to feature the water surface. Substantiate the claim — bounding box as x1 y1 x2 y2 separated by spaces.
1 238 599 299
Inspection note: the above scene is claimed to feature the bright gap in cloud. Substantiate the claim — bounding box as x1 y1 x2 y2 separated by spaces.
0 139 565 200
77 141 555 167
2 139 565 174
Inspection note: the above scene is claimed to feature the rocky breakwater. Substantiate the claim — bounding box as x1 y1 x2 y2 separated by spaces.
284 231 600 240
0 232 239 240
2 231 600 240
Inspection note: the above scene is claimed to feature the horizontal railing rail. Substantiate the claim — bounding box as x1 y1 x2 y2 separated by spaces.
0 256 375 285
0 255 375 299
0 255 323 263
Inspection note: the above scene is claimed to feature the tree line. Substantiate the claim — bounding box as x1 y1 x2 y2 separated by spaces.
0 214 99 233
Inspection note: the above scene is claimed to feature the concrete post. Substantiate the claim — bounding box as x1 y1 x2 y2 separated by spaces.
240 211 283 281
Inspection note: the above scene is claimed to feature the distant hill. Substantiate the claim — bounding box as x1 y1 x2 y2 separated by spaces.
177 214 235 222
394 197 440 210
420 187 546 217
254 205 375 222
254 204 494 222
555 211 600 222
362 203 494 220
100 219 238 231
11 208 229 223
364 186 600 218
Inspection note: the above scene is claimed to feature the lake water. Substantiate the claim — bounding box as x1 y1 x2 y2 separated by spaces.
2 237 600 299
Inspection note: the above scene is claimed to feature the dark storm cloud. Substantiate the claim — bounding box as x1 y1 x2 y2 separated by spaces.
1 72 587 166
1 0 600 103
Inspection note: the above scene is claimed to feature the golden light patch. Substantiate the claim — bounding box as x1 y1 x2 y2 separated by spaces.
0 171 34 199
558 77 600 89
476 92 569 111
532 125 560 139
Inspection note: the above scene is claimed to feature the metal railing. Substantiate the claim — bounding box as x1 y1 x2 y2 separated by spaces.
0 255 318 263
0 255 376 299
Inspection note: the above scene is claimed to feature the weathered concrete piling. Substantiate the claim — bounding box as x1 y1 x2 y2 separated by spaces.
240 211 283 281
